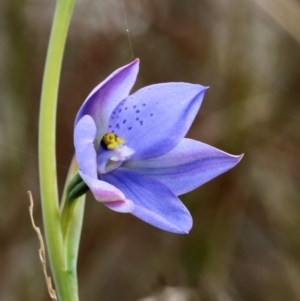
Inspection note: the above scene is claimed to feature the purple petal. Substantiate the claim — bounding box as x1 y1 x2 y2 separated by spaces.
75 59 139 141
125 138 243 195
74 115 133 212
108 83 208 159
74 115 97 178
102 168 192 233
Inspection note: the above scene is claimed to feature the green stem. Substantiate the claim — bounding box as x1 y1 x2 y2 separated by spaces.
38 0 77 300
64 195 85 273
60 157 86 295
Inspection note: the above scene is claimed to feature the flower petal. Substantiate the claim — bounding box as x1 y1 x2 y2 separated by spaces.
74 115 97 178
75 59 139 141
102 168 192 234
125 138 243 195
107 83 208 159
75 116 132 212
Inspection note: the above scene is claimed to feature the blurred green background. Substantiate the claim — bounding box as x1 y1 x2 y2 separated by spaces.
1 0 300 300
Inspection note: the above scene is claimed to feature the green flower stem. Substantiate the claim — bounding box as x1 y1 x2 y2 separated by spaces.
38 0 78 300
60 157 86 290
64 195 86 273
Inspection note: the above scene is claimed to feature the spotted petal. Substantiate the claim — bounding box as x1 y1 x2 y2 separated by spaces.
107 83 208 159
125 138 243 195
75 59 139 141
102 168 192 233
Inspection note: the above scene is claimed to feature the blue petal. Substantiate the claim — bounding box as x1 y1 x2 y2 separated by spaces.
74 115 98 178
102 168 192 234
74 115 131 211
75 59 139 142
107 83 208 159
125 138 243 195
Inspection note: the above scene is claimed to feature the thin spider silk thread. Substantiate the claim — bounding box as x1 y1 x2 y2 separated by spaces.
121 0 135 61
0 141 69 170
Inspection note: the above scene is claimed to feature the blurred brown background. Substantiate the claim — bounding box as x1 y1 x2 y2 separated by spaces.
1 0 300 300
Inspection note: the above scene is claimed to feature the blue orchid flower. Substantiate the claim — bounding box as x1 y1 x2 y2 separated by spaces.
74 59 242 234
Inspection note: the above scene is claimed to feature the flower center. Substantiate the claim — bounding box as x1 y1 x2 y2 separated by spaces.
101 132 125 150
98 132 134 174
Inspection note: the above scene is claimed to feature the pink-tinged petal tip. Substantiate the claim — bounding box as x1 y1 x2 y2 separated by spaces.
104 199 134 213
79 171 125 203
